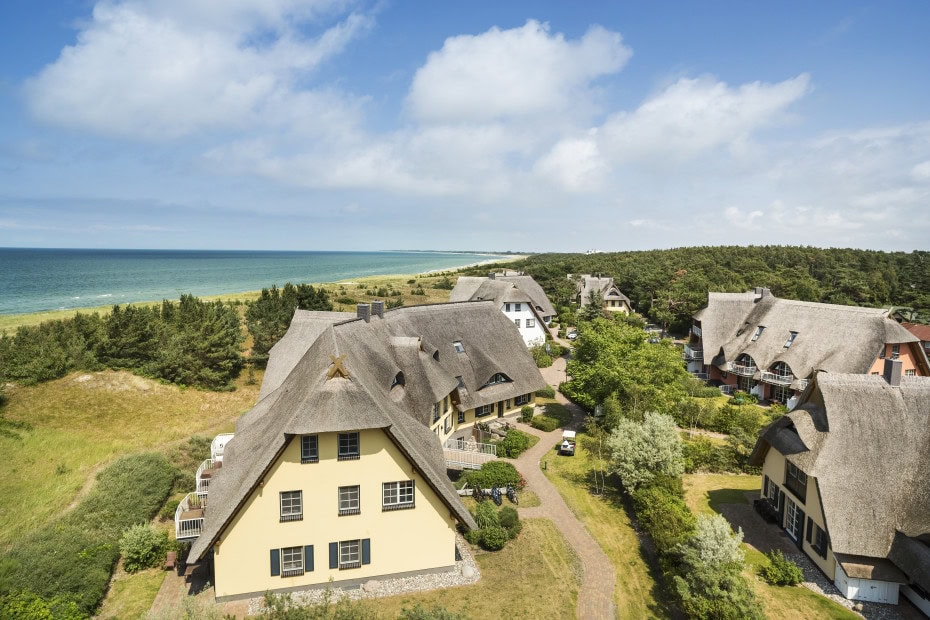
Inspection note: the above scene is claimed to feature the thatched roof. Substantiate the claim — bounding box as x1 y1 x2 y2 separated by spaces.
696 290 917 378
190 302 548 561
493 274 557 317
751 372 930 583
577 275 630 306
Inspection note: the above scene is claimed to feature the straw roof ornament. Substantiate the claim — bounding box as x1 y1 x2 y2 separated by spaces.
327 354 350 380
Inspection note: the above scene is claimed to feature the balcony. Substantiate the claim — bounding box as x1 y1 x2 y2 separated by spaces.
727 362 757 377
175 492 206 541
195 458 221 497
689 371 709 381
683 344 703 361
211 433 234 462
692 325 702 338
761 371 793 386
795 379 810 391
443 438 497 470
719 384 736 395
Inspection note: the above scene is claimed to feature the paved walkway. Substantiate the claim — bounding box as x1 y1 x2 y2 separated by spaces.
511 353 617 620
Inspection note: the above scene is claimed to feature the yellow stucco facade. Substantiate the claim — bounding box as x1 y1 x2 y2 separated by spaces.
760 448 836 579
429 392 535 443
212 428 458 600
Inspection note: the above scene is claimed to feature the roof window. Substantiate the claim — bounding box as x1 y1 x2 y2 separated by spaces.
784 331 798 348
391 372 405 388
452 340 465 354
482 373 511 388
751 326 765 342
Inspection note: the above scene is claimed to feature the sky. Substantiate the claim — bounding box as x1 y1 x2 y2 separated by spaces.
1 1 929 252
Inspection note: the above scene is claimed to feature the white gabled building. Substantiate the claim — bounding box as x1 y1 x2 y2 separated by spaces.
450 274 550 348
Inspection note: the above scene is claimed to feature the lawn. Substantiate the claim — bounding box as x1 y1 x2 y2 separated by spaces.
373 518 581 620
543 435 670 619
0 369 261 549
683 473 860 620
96 566 167 620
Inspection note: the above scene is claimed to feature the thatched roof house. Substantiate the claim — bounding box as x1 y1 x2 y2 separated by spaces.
575 274 631 313
450 274 552 347
750 363 930 609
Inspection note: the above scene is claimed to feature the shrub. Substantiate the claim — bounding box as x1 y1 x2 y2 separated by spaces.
531 347 553 368
547 342 564 357
530 416 559 432
631 478 696 554
473 501 499 529
399 603 468 620
119 524 168 573
463 529 482 545
728 390 759 406
412 287 426 296
335 296 357 305
495 429 531 458
759 550 804 586
432 277 454 290
0 590 84 620
535 385 555 398
520 405 534 423
694 386 722 398
159 498 180 521
463 461 523 490
480 525 510 551
498 506 522 539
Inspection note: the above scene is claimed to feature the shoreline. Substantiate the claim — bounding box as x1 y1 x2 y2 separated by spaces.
0 254 525 332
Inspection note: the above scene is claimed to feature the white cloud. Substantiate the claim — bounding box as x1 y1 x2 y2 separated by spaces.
913 160 930 181
533 134 607 192
407 20 631 125
24 0 370 140
600 74 811 162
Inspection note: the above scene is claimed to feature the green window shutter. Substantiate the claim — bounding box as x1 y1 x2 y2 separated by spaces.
806 518 813 544
270 549 280 577
362 538 371 565
305 545 314 572
329 542 338 569
762 475 769 496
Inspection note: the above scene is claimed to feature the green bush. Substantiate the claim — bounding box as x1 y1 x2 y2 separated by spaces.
0 590 84 620
480 525 510 551
531 347 553 368
335 296 357 305
463 461 523 490
694 386 722 398
630 476 696 554
495 429 531 458
728 391 759 406
399 603 468 620
498 506 522 539
159 498 180 521
529 416 559 432
473 501 500 529
759 550 804 586
535 385 555 398
548 342 564 357
119 525 168 573
463 529 482 546
520 405 534 423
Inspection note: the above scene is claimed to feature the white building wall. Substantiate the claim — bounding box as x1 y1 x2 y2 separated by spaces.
500 303 546 348
834 564 901 605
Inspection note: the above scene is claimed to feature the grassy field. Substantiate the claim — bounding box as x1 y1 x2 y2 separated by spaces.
373 518 580 620
683 473 860 620
0 369 261 549
542 434 670 619
96 565 167 620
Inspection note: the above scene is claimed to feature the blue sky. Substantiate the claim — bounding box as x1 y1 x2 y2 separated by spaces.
1 1 929 252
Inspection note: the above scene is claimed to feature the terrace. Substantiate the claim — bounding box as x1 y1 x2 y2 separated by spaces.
682 344 703 361
727 361 757 377
195 458 221 497
443 437 497 470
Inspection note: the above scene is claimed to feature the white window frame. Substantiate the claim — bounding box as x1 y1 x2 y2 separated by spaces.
514 318 521 328
301 435 318 464
766 479 778 503
281 545 304 577
892 343 901 359
338 485 360 515
339 539 361 569
905 369 917 376
751 326 765 341
382 480 415 511
785 497 801 541
526 318 535 328
515 303 522 311
338 432 360 460
280 490 303 522
784 331 798 348
475 404 494 418
453 340 465 353
515 393 531 406
504 303 511 312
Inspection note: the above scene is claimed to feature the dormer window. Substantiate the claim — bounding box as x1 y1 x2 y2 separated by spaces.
751 326 765 341
433 350 439 361
455 375 465 389
391 372 405 389
784 331 798 348
453 341 465 353
482 373 511 388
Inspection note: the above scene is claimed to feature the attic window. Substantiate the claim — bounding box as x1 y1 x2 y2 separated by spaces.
391 372 405 389
784 331 798 348
751 326 765 342
482 373 511 388
452 340 465 353
455 375 465 389
433 350 440 361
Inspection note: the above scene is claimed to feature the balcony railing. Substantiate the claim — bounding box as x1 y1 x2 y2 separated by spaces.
689 371 709 381
175 492 206 541
443 438 497 470
211 433 234 462
195 458 220 497
692 325 702 338
796 379 810 391
727 362 757 377
683 345 703 361
719 384 736 395
761 371 793 386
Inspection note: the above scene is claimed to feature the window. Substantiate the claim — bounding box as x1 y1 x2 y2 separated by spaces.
482 373 510 387
391 372 405 388
382 480 415 510
772 384 792 405
514 318 521 328
515 393 530 406
339 540 360 569
905 369 917 376
504 303 511 312
301 435 318 464
785 498 803 541
515 303 522 311
280 491 303 522
455 375 465 388
281 546 304 577
766 478 778 503
892 343 900 359
475 404 494 418
452 340 465 353
785 461 807 502
784 331 798 348
751 326 765 341
338 486 360 515
526 318 535 328
338 432 360 460
432 402 441 423
813 523 828 558
458 410 465 423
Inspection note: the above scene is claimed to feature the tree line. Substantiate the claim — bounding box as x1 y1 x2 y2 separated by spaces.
0 283 332 392
471 246 930 332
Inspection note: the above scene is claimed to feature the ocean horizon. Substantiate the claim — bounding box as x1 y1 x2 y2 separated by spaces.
0 248 505 315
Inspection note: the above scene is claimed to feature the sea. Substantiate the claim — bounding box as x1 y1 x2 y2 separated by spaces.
0 248 502 315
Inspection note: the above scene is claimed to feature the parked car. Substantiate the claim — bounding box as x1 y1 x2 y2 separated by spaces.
559 430 576 456
566 330 578 340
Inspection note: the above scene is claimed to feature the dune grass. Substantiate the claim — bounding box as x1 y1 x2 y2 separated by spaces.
96 566 167 620
0 369 261 549
542 434 670 619
373 518 580 620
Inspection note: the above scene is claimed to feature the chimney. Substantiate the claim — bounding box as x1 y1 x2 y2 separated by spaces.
488 272 496 280
754 287 771 301
371 300 384 319
356 303 370 323
883 358 902 387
